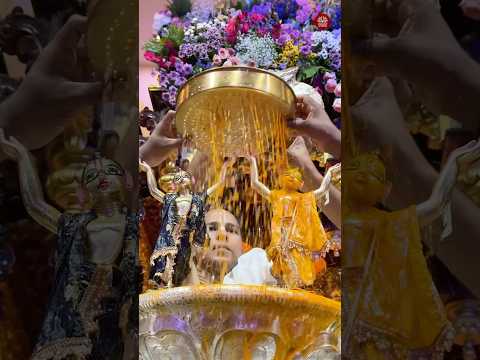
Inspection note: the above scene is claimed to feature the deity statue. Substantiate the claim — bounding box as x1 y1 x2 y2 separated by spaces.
158 161 180 193
249 156 340 288
140 159 231 288
342 140 480 359
0 132 137 360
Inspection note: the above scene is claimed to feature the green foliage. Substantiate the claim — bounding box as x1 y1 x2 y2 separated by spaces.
143 26 185 56
298 65 329 82
167 0 192 17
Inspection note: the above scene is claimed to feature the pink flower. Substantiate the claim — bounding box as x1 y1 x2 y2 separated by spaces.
230 56 241 65
250 13 264 22
213 55 222 66
241 23 250 33
218 48 229 60
245 60 256 67
144 51 157 62
334 83 341 97
323 72 336 81
226 20 238 44
325 79 337 93
227 48 235 56
333 98 341 113
223 59 233 67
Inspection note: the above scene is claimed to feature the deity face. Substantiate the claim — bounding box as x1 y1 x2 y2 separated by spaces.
345 169 386 207
204 209 243 272
279 174 303 191
173 173 192 193
82 157 125 200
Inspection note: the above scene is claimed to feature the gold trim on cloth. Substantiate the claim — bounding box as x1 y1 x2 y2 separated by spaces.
31 337 92 360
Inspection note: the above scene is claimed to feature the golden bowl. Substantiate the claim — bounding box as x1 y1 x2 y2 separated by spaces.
139 285 340 359
174 67 296 157
86 0 137 77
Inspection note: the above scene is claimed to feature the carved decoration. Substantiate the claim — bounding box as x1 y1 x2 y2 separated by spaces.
140 285 341 359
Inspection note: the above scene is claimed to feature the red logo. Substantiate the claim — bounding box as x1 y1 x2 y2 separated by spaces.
313 13 331 30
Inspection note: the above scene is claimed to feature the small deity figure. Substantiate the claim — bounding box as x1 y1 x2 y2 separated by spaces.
342 140 480 359
0 132 137 360
140 159 231 288
248 156 339 288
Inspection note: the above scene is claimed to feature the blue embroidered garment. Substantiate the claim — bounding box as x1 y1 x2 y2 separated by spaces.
150 193 206 287
32 211 138 360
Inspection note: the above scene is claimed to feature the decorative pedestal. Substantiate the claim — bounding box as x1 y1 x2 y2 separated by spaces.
140 285 341 359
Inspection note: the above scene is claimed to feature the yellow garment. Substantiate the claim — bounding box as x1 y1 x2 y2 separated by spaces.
343 206 450 359
267 190 327 288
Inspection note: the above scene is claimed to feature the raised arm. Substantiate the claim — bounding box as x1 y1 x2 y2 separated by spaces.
416 140 480 227
206 159 232 197
139 160 165 203
314 163 341 207
0 130 60 234
248 156 271 200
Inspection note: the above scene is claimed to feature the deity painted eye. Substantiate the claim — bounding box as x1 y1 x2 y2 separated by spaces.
105 164 124 176
85 169 98 183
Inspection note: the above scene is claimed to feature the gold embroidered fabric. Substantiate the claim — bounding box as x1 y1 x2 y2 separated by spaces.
343 206 452 359
267 190 327 288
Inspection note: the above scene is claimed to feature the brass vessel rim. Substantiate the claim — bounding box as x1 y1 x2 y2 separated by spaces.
174 66 296 107
140 285 340 313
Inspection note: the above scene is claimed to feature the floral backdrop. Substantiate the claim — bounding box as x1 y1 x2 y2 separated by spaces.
143 0 341 117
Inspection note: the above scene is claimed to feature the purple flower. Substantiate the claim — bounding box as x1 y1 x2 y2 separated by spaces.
291 29 301 40
161 92 170 102
153 11 172 33
279 62 287 70
168 85 177 95
175 76 187 87
278 34 290 45
168 71 180 80
252 3 272 16
182 63 193 75
159 77 169 88
175 61 185 73
302 31 313 44
300 45 311 55
325 79 337 93
169 94 177 106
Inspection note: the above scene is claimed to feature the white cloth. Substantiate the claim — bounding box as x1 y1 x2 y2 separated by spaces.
223 248 277 286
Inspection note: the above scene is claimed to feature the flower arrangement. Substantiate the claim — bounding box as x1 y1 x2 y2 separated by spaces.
144 0 341 113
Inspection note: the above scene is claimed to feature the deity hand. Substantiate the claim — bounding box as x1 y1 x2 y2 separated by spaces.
417 139 480 228
445 139 480 176
138 160 149 173
139 110 183 168
288 136 313 171
0 129 28 161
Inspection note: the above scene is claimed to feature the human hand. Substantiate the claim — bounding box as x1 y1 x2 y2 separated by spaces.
459 0 480 20
354 0 480 128
0 15 103 150
139 110 183 167
288 94 341 159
